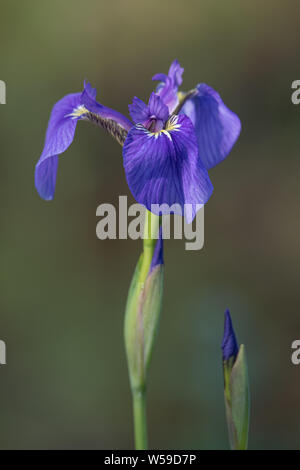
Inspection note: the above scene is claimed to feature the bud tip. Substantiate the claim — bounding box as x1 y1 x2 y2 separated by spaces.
222 309 239 362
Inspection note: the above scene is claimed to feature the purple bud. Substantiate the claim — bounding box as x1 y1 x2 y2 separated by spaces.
149 226 164 274
222 309 239 362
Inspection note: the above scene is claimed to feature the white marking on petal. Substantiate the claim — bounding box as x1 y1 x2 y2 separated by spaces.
165 115 181 133
161 130 172 141
65 105 88 120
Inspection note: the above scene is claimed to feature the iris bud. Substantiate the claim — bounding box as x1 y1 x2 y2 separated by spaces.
222 310 250 450
124 230 164 392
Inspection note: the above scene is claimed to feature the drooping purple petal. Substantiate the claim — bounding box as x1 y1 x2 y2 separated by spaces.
35 92 82 200
35 82 133 200
123 114 213 224
181 84 241 170
81 82 132 131
35 155 58 201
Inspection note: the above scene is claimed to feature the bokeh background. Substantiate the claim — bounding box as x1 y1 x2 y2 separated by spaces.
0 0 299 450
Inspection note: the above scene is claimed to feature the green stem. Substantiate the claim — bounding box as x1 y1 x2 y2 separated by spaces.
133 388 148 450
138 210 160 283
130 210 160 450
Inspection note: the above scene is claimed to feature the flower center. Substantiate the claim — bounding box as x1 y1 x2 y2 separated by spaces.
145 115 164 133
143 115 181 141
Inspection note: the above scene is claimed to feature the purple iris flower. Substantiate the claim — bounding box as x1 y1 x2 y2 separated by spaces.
35 60 241 223
124 92 213 223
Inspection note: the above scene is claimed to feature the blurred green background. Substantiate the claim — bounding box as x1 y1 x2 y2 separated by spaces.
0 0 299 450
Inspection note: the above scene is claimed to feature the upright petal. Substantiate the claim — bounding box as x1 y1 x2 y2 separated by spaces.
152 60 184 88
129 93 168 126
35 92 82 200
129 96 149 124
155 76 178 114
168 59 184 87
148 93 169 123
123 114 213 223
181 84 241 170
152 59 184 113
83 80 97 99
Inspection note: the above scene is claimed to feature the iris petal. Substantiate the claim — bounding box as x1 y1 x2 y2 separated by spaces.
35 93 82 200
152 73 168 83
148 93 169 123
129 93 168 126
123 114 213 223
35 82 133 201
167 59 184 87
81 82 132 131
155 76 178 114
83 80 97 99
35 156 58 201
129 97 149 123
152 60 184 113
181 84 241 170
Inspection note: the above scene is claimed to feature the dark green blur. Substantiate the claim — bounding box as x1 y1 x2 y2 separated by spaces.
0 0 300 449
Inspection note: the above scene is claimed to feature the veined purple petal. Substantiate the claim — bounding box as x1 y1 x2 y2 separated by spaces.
123 114 213 224
81 82 132 131
35 82 133 200
129 93 169 127
35 155 58 201
181 84 241 170
35 92 82 200
129 97 149 123
148 93 169 123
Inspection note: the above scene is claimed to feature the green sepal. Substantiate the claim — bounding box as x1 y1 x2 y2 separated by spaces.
224 345 250 450
124 255 164 392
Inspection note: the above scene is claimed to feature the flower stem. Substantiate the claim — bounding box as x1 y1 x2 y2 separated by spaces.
139 210 160 282
127 210 160 450
132 388 148 450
